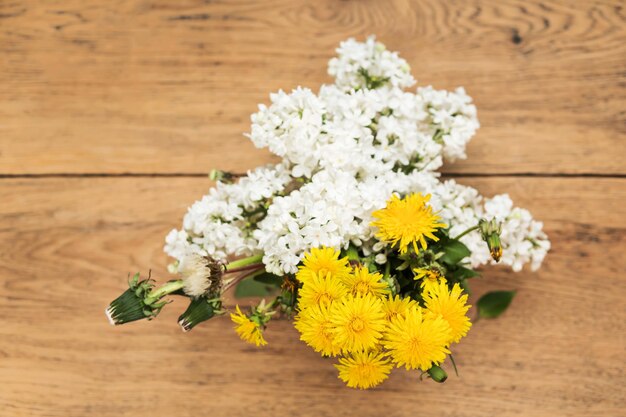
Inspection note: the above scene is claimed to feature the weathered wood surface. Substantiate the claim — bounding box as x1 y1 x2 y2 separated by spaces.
1 0 625 175
0 177 624 417
1 0 625 415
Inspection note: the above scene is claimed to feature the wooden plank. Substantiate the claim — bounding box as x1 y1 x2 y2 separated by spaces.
0 176 624 416
1 0 624 175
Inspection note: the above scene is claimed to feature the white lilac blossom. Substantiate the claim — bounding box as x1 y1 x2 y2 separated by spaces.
164 163 291 261
328 36 416 91
164 36 549 276
428 181 550 271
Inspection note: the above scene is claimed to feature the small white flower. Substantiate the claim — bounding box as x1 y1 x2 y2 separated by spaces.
163 36 549 276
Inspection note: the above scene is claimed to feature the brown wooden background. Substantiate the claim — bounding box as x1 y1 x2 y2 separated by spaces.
1 1 625 416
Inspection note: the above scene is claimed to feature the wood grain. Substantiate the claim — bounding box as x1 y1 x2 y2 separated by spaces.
0 177 624 417
1 0 625 175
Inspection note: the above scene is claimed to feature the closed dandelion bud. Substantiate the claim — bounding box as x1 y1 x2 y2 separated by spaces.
106 274 158 325
178 297 219 332
479 219 503 262
487 234 502 262
106 274 185 326
427 365 448 383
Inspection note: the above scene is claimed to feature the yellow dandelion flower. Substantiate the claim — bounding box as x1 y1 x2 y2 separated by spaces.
382 295 418 322
294 303 341 356
371 193 446 253
298 272 348 310
341 266 390 298
296 246 351 284
414 267 447 294
335 350 393 390
423 281 472 344
230 305 267 347
384 306 451 371
330 294 387 353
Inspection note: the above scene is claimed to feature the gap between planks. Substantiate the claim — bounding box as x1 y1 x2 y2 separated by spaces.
0 173 625 179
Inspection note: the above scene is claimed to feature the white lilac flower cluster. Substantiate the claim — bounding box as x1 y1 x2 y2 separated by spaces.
165 36 549 275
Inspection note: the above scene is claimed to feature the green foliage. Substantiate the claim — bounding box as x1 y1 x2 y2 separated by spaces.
450 265 480 280
234 273 282 298
439 240 471 265
477 290 516 319
252 272 284 286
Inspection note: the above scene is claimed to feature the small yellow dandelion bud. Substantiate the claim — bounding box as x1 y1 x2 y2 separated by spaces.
479 219 503 262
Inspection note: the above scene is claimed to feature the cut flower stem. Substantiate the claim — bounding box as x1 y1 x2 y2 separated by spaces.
225 254 264 270
452 225 479 240
144 280 185 305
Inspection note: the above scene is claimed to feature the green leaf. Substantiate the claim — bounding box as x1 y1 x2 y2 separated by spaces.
252 272 284 286
450 265 481 280
234 279 279 298
477 290 516 319
440 240 471 265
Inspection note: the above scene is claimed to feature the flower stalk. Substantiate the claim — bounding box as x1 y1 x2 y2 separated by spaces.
225 254 264 271
144 280 185 305
453 225 480 241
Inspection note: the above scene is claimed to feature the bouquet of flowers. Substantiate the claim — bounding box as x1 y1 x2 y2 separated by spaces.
106 36 550 389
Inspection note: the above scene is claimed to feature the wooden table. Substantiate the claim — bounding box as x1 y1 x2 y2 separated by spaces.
1 1 624 416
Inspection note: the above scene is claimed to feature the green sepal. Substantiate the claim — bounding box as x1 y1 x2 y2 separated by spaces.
449 354 459 377
106 276 156 325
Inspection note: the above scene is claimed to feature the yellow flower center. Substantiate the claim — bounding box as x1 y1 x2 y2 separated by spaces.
355 281 371 294
316 292 333 304
408 336 422 351
350 317 365 332
386 311 399 321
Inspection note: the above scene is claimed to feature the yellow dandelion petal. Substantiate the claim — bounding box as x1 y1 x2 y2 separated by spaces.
294 303 341 356
414 268 447 295
371 193 446 253
230 305 267 347
330 294 387 353
382 295 418 322
384 306 451 371
296 246 351 284
424 281 472 344
335 350 393 390
342 266 390 298
298 272 348 310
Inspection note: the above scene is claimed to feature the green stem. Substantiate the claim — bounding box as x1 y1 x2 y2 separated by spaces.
453 225 480 241
225 263 264 275
225 254 264 270
144 280 185 305
222 267 265 293
383 261 391 279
